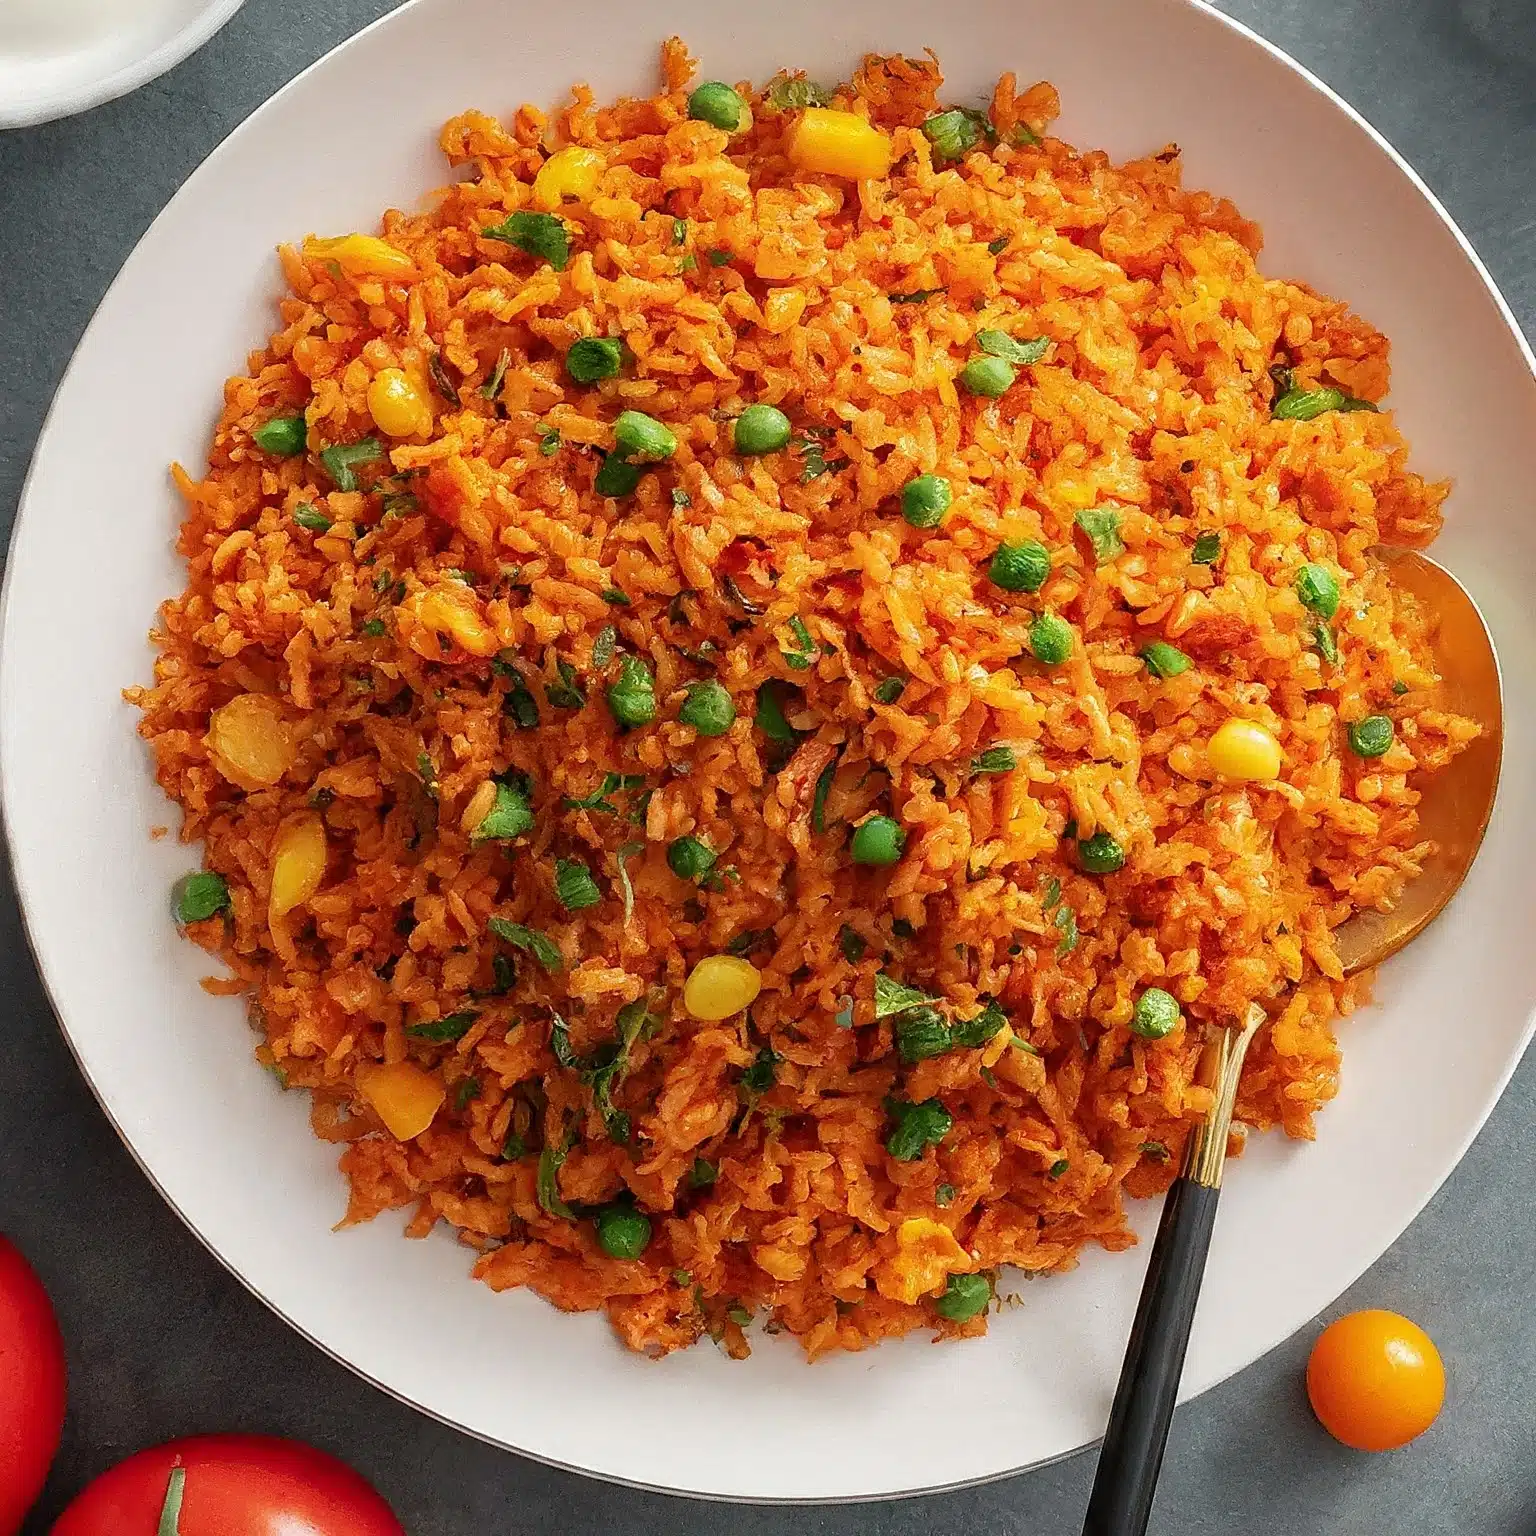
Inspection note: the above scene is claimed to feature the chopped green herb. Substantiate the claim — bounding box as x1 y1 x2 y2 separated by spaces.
1273 386 1376 420
781 615 816 670
936 1183 956 1206
740 1044 781 1095
592 625 616 667
672 217 688 245
172 871 230 925
671 487 693 508
840 926 868 964
689 1157 718 1189
707 248 734 267
537 1134 576 1219
753 681 798 745
537 426 561 456
615 841 644 924
562 775 643 815
811 758 837 834
1048 1158 1070 1179
1054 902 1079 955
594 455 643 498
1313 621 1340 665
951 999 1007 1049
487 917 563 972
890 287 945 304
1392 679 1411 696
1141 1140 1171 1162
473 780 535 841
480 348 510 400
253 414 307 457
359 618 386 638
428 350 461 406
987 236 1010 255
934 1272 992 1322
922 108 987 163
971 745 1017 775
501 1127 527 1161
726 927 772 958
292 504 332 533
1191 531 1222 565
874 971 937 1018
1140 641 1192 679
417 752 440 800
873 676 907 705
453 1076 481 1112
565 336 623 384
667 835 717 880
554 858 602 911
895 1007 953 1064
484 210 570 271
606 655 656 728
600 587 631 606
545 658 586 710
1075 506 1125 564
976 329 1049 365
885 1098 953 1161
407 1011 477 1042
320 438 384 492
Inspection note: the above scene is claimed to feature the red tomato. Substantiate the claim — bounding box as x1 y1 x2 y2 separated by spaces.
51 1435 404 1536
0 1236 68 1535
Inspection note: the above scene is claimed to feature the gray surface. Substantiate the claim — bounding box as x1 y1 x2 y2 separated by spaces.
1 0 1533 1530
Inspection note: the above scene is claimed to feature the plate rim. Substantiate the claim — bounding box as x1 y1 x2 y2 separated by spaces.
5 0 1535 1504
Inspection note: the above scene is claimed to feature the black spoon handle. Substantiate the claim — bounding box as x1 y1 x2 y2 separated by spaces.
1081 1173 1222 1536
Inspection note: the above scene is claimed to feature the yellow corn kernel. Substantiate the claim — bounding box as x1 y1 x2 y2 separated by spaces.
761 288 807 334
683 955 762 1020
206 693 297 790
875 1218 969 1305
356 1061 445 1141
786 108 893 181
532 146 605 211
302 234 415 279
1207 717 1283 781
269 812 327 919
367 367 434 438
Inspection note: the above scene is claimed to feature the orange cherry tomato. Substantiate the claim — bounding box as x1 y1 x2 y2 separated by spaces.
1306 1308 1445 1451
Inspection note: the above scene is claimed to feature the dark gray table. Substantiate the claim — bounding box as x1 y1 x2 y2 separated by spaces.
3 2 1533 1530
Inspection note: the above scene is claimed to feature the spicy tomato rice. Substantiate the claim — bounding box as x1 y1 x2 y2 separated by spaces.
129 43 1479 1359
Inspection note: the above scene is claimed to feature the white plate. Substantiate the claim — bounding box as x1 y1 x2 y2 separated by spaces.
0 0 246 130
5 0 1535 1503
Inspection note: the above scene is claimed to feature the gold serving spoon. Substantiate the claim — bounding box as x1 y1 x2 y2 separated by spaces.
1083 549 1503 1536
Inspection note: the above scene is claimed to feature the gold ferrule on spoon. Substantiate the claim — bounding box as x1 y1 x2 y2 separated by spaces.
1182 1004 1267 1189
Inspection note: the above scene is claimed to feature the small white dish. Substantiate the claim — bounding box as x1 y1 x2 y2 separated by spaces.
4 0 1535 1503
0 0 246 130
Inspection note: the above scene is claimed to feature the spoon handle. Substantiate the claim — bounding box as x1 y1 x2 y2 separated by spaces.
1080 1174 1220 1536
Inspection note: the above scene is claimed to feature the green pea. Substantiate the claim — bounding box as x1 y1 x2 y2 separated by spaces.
1029 613 1073 665
594 454 643 498
612 410 677 463
934 1272 992 1322
252 414 307 457
1132 987 1181 1039
667 835 717 880
734 404 792 456
172 871 230 924
679 679 735 737
988 540 1050 593
960 355 1016 397
1295 563 1340 620
687 81 747 131
851 814 905 867
1348 715 1394 758
900 474 952 529
594 1204 652 1259
606 654 656 728
1140 641 1192 679
566 337 623 384
1077 831 1125 875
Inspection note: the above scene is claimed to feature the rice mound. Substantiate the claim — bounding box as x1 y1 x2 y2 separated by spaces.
129 41 1479 1359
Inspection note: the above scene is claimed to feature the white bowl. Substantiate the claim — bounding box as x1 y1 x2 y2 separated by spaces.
5 0 1535 1504
0 0 246 130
